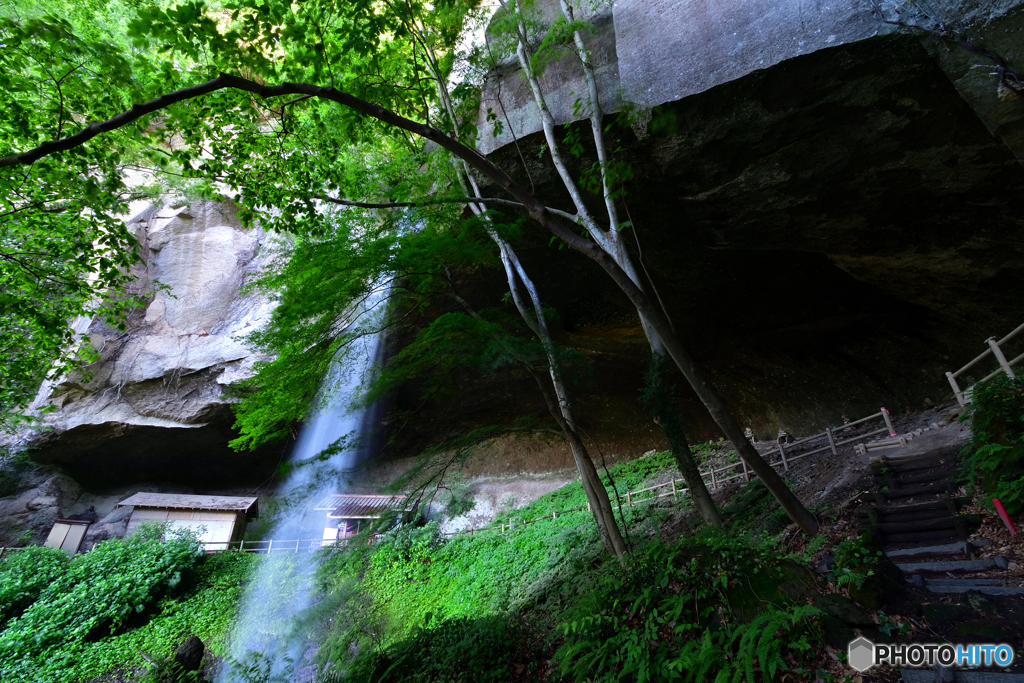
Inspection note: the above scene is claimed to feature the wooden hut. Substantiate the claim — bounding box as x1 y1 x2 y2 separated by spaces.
117 493 259 551
313 493 412 544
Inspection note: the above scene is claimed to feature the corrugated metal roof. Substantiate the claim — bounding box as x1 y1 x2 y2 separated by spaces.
313 493 411 519
117 492 259 517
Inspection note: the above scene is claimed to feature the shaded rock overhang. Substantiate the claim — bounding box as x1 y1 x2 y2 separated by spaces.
378 2 1024 458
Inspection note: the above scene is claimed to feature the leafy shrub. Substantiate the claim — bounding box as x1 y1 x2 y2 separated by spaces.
0 524 202 681
963 376 1024 514
0 545 69 624
554 530 822 683
350 614 545 682
829 534 881 590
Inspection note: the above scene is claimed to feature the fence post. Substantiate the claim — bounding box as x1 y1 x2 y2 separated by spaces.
778 441 789 471
626 491 632 507
880 408 896 437
987 337 1017 380
946 372 967 407
267 539 273 554
239 540 245 553
710 468 718 490
295 539 300 553
826 427 838 456
671 478 677 497
552 510 557 520
741 459 750 482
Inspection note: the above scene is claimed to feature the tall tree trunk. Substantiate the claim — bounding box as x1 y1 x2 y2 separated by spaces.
642 355 723 526
419 48 631 558
496 0 816 535
502 0 722 525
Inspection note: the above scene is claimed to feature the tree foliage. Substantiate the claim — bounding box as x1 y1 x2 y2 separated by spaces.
0 0 172 430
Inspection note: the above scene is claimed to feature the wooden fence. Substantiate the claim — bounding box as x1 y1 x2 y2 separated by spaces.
947 321 1024 407
0 408 911 556
438 408 902 539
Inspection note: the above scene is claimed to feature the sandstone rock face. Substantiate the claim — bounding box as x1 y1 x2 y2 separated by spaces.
475 0 1024 155
0 472 81 545
5 200 285 488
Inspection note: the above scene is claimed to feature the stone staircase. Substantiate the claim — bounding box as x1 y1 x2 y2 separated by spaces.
857 449 1024 682
859 451 1024 597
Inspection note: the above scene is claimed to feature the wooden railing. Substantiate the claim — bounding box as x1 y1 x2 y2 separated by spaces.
440 409 901 538
0 409 909 556
946 322 1024 407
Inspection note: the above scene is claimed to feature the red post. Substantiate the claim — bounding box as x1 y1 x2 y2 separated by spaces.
993 499 1017 535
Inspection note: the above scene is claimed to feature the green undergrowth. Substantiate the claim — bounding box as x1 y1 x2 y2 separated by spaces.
0 450 834 683
262 456 832 683
492 449 685 525
0 526 258 683
962 375 1024 514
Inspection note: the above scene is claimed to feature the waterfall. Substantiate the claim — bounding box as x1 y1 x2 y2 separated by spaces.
219 282 389 682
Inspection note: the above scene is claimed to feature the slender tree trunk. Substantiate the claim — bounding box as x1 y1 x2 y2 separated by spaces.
497 0 816 535
643 356 723 526
501 0 722 526
413 41 631 556
449 288 628 560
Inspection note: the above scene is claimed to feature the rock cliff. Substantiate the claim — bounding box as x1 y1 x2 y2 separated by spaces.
3 199 284 492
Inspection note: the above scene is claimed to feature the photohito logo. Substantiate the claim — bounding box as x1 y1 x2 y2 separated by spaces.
848 638 1015 672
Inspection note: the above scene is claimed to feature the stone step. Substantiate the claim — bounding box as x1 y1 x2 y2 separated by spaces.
872 481 961 502
857 498 970 517
901 670 1024 683
869 508 957 524
864 514 981 536
871 456 950 474
883 529 971 549
875 471 956 487
897 557 1009 574
884 539 991 560
922 578 1024 595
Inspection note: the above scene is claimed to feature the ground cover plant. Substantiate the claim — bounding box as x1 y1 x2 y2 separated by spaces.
962 375 1024 514
248 452 835 683
0 525 256 683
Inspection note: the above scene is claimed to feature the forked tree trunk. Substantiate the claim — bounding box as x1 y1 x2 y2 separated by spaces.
497 0 816 535
501 0 722 526
417 41 631 558
643 356 724 526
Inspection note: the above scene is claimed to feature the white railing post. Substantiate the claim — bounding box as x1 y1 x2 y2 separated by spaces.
741 459 750 482
987 337 1016 380
267 539 273 554
826 427 838 456
710 468 718 489
880 408 896 437
671 478 677 497
946 371 966 407
626 491 632 507
778 441 789 471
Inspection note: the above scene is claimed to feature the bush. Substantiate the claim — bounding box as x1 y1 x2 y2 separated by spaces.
0 546 69 625
0 524 203 681
554 530 822 683
963 376 1024 514
829 534 881 590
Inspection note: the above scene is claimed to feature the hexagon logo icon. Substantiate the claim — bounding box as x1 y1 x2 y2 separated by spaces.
848 637 875 672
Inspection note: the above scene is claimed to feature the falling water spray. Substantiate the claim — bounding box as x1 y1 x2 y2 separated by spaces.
219 284 389 682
